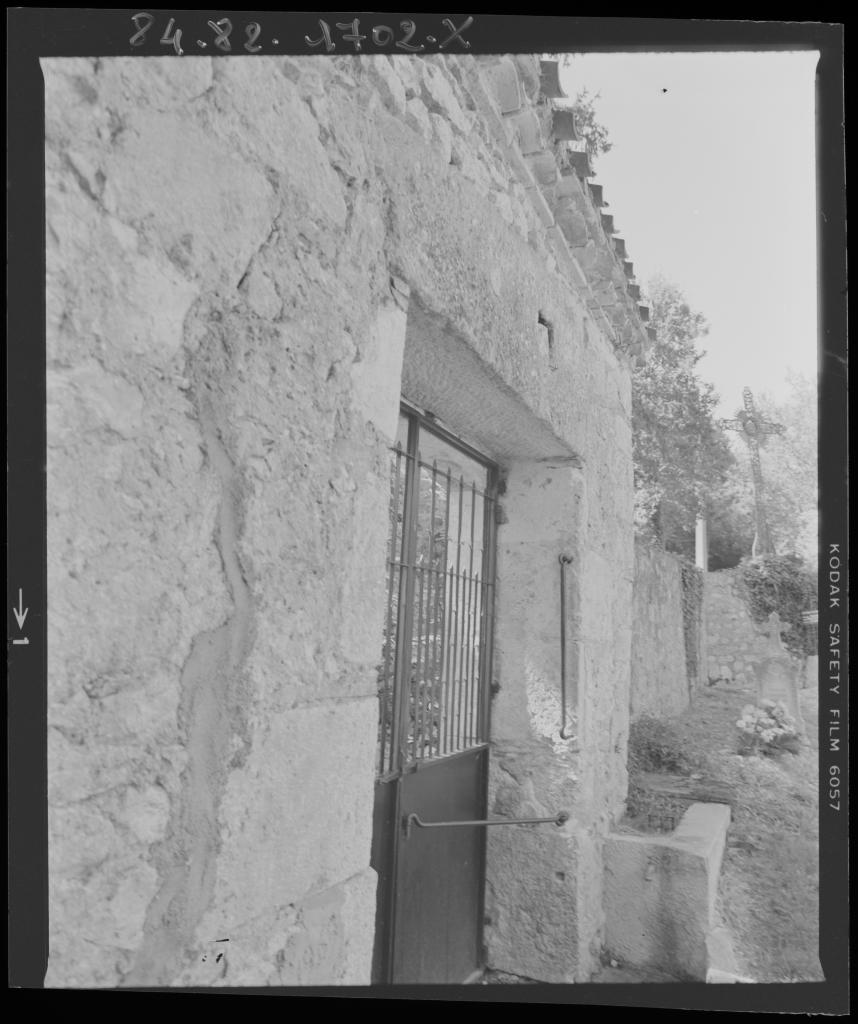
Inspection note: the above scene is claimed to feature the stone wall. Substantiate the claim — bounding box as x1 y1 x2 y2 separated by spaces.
630 541 690 720
44 54 643 987
705 568 773 685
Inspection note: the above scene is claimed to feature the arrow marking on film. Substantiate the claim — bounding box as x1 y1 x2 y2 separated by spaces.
13 589 28 630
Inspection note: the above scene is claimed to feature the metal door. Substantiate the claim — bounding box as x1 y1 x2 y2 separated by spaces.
371 405 498 984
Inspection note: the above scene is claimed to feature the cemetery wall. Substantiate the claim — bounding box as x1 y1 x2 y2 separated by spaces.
705 568 773 685
630 540 690 719
44 54 649 987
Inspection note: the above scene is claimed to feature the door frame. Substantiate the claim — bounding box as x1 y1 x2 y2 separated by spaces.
371 401 500 984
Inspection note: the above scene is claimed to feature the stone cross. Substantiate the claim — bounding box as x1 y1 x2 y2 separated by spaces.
764 611 788 653
756 611 803 732
721 388 784 558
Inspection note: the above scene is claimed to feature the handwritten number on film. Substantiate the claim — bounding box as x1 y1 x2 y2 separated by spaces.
129 12 154 47
245 23 262 53
130 13 473 54
207 18 233 52
160 18 183 55
130 12 182 54
130 13 263 53
305 16 473 52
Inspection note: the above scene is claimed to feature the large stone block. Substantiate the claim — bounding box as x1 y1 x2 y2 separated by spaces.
603 803 730 980
176 868 377 987
194 698 378 938
485 822 580 982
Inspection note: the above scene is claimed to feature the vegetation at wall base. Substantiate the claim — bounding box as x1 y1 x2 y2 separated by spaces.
626 681 822 982
737 554 818 657
627 714 699 775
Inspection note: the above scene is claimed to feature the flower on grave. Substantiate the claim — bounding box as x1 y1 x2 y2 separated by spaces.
736 699 798 756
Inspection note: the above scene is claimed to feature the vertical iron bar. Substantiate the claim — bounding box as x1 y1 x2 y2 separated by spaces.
457 566 468 751
469 489 482 747
463 480 477 746
392 419 419 770
380 444 404 773
439 466 453 756
451 474 465 752
479 474 499 745
475 490 491 746
471 491 483 743
471 569 481 745
427 460 440 758
413 459 426 762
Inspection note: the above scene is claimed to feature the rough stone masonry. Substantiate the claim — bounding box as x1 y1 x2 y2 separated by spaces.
44 54 650 986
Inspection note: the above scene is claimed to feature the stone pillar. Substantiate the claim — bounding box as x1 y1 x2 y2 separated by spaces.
484 459 585 983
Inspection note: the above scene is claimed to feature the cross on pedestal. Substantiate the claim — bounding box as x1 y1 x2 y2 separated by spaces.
721 387 784 558
764 611 789 653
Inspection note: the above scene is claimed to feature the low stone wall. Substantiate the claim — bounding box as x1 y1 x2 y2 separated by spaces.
630 541 692 719
603 802 731 980
705 568 774 685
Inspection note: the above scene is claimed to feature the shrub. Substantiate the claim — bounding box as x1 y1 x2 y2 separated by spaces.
738 554 817 657
628 715 695 774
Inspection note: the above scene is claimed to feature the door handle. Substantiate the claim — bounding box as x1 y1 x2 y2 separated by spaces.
403 810 568 838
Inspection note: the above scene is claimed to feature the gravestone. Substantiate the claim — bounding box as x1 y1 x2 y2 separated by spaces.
754 612 804 734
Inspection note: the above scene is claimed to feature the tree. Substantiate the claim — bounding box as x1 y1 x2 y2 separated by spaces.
632 277 735 550
569 87 612 163
545 56 613 164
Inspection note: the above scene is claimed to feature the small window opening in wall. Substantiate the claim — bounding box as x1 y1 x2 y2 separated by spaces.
538 313 556 370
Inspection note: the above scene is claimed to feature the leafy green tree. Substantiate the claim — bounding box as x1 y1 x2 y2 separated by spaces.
632 277 735 549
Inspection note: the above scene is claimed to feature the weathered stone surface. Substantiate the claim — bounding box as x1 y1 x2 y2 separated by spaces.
45 53 638 988
482 57 524 114
175 868 376 987
631 541 690 719
704 569 806 688
756 659 803 730
420 60 472 133
604 803 731 980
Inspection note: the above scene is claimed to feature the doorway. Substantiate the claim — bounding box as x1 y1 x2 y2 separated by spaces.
371 403 499 984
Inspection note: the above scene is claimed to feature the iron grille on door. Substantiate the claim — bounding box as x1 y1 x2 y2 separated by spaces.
377 407 498 776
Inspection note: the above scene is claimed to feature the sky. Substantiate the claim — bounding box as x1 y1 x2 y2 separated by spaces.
557 52 819 416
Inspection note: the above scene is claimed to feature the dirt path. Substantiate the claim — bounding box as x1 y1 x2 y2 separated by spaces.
652 681 823 982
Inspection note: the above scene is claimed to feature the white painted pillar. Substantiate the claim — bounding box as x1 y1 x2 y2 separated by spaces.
695 516 708 571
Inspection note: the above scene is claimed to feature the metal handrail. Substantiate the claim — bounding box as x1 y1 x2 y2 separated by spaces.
559 554 575 739
403 810 568 838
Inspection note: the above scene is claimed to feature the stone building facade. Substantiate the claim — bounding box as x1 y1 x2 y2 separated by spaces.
44 53 651 986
